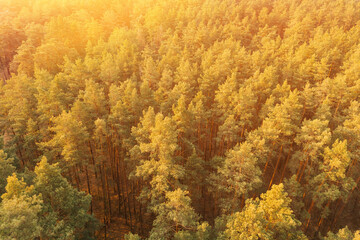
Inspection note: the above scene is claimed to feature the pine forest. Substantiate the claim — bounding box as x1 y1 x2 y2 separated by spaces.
1 0 360 239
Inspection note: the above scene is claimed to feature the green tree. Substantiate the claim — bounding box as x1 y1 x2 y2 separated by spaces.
0 174 42 240
212 142 263 213
149 189 200 240
0 150 15 195
34 156 97 239
223 184 307 240
325 227 360 240
306 140 355 231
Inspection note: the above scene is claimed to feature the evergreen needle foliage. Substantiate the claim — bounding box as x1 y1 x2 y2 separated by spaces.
0 0 360 239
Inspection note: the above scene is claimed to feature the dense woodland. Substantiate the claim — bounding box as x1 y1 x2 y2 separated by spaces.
1 0 360 239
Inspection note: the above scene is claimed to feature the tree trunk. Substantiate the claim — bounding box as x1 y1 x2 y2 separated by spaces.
85 165 93 214
268 144 283 190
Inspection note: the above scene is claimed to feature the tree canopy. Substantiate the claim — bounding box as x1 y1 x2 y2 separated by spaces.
1 0 360 239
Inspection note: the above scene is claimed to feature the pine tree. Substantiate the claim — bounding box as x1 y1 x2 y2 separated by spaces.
325 227 360 240
34 156 97 239
306 140 355 231
0 174 42 240
0 150 15 195
149 189 200 240
223 184 307 240
212 142 263 213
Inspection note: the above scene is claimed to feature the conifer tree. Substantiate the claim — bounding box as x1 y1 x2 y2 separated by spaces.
223 184 307 240
212 142 263 213
0 150 15 195
0 174 42 240
34 156 97 239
